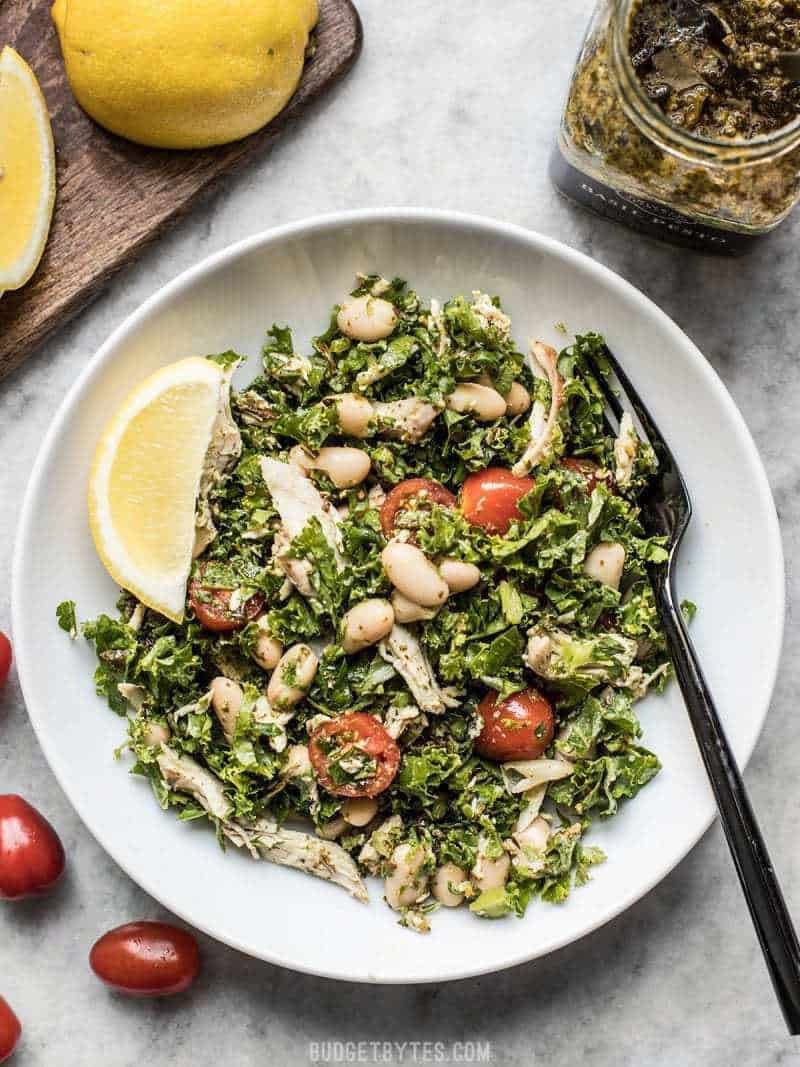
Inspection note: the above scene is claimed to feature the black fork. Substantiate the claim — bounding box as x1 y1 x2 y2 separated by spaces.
585 344 800 1034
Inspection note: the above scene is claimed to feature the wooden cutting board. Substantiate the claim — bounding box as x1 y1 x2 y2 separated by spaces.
0 0 362 381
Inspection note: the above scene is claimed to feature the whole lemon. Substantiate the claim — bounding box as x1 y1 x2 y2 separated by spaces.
51 0 319 149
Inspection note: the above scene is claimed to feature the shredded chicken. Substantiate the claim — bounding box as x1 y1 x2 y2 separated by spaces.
372 397 441 443
193 363 242 557
525 626 638 685
378 624 460 714
358 814 403 874
261 457 344 559
471 291 512 338
500 757 573 794
251 694 294 753
266 351 316 395
271 527 316 598
117 682 146 712
513 785 549 833
384 704 427 740
400 908 432 934
235 391 275 425
525 631 554 677
366 275 391 296
323 394 441 444
614 412 638 486
511 341 565 477
157 747 367 901
225 818 368 902
621 661 671 701
157 746 232 821
356 359 398 390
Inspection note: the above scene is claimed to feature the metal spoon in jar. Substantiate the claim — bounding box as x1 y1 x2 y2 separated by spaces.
702 3 800 83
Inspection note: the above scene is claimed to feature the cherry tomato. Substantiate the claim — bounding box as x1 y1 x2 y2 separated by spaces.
309 712 401 797
0 796 65 900
460 468 536 535
475 688 555 762
0 634 10 689
559 457 612 495
90 921 200 997
0 997 21 1064
380 478 457 539
188 563 264 633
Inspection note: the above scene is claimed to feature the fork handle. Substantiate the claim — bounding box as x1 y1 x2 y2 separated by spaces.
655 575 800 1034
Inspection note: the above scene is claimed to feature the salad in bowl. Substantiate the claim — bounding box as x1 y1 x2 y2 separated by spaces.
59 274 680 933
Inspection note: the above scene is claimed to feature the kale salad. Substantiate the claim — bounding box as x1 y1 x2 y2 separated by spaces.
58 274 681 933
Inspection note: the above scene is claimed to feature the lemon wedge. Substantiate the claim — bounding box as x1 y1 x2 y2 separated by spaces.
0 46 56 292
88 358 228 623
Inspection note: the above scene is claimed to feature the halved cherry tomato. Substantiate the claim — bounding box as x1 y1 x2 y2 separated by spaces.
90 921 200 997
0 633 11 689
0 997 21 1064
309 712 401 797
188 563 264 633
475 688 555 762
380 478 457 539
0 796 65 900
560 457 612 495
460 468 536 535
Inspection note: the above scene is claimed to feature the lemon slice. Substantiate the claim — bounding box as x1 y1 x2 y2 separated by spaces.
0 46 56 291
89 358 227 622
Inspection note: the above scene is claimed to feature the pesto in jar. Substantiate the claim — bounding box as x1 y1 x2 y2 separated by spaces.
554 0 800 248
630 0 800 138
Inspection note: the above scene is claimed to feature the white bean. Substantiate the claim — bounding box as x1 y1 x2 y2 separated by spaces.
446 383 507 422
381 542 449 609
432 862 468 908
384 843 429 910
288 444 315 474
284 744 312 779
210 676 243 742
316 447 372 489
337 295 398 342
583 541 626 590
289 443 371 489
514 816 551 853
141 721 171 750
438 558 481 594
505 381 531 416
267 644 319 709
252 617 284 672
317 816 348 841
342 797 379 827
390 590 439 624
472 849 510 893
341 598 395 654
330 393 375 438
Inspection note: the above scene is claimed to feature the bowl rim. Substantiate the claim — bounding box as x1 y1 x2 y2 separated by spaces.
11 207 786 983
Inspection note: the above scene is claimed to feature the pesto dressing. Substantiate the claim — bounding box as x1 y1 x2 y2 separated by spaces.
552 0 800 251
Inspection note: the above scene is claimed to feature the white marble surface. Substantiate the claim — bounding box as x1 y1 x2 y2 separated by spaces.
2 1 800 1063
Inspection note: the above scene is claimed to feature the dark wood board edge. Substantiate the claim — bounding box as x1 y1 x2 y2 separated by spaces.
0 0 362 382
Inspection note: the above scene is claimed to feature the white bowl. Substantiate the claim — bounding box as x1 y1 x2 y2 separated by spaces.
12 209 784 983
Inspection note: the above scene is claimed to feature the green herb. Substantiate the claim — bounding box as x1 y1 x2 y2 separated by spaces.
56 600 78 639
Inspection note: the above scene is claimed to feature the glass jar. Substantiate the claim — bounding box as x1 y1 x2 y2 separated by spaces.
550 0 800 253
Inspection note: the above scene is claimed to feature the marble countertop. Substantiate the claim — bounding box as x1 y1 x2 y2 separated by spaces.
2 2 799 1064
